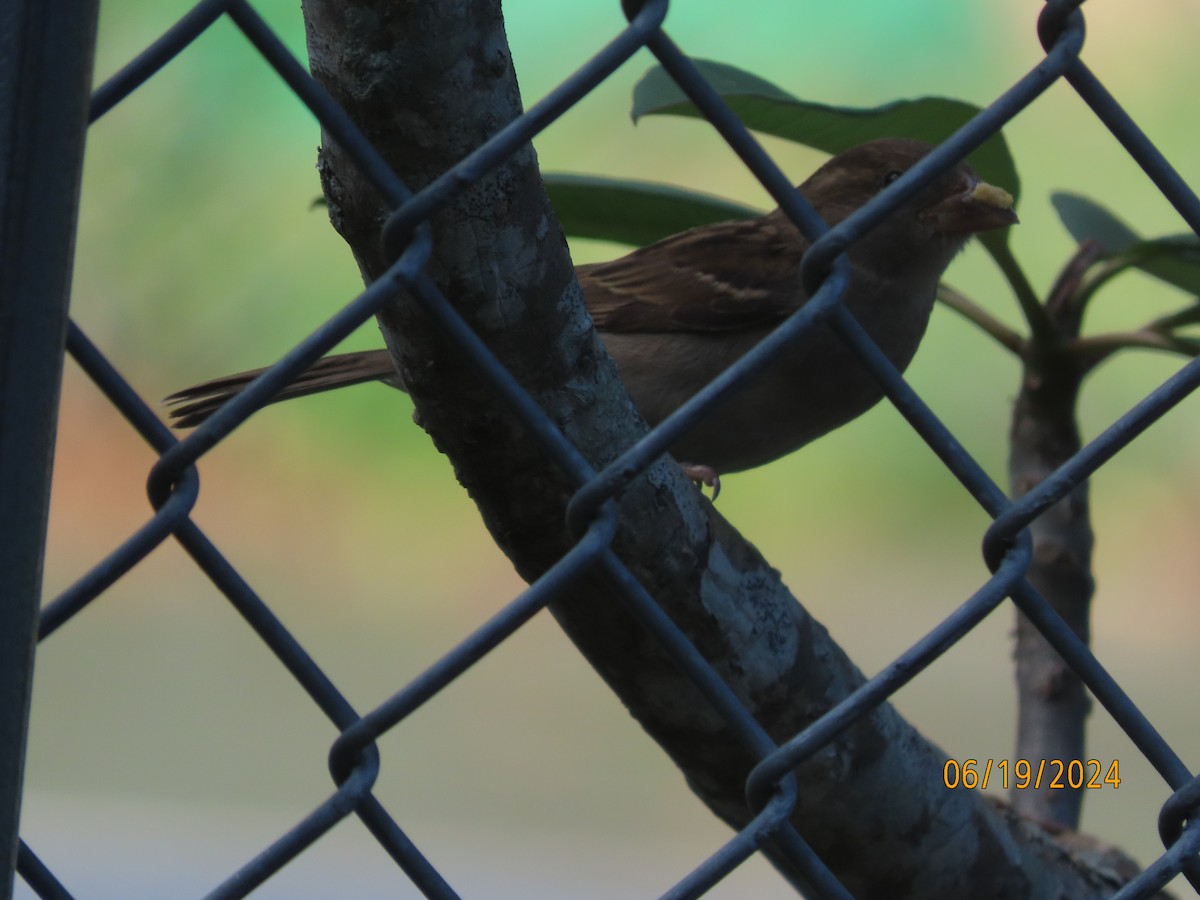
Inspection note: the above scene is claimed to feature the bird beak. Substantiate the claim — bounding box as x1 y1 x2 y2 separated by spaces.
920 178 1018 235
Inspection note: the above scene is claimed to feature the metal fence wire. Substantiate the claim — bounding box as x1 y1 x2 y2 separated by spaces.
6 0 1200 897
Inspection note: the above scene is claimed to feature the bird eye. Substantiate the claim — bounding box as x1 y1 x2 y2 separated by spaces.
882 169 902 187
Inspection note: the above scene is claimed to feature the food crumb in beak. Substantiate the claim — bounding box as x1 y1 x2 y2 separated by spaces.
968 182 1014 210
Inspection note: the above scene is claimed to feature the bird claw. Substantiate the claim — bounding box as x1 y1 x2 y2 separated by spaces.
679 463 720 501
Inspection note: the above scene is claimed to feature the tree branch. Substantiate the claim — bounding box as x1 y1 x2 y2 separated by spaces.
982 233 1053 343
299 0 1152 894
937 282 1025 355
1006 241 1103 829
1068 330 1200 368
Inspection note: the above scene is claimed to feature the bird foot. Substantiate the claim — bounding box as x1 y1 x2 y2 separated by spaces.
679 463 720 501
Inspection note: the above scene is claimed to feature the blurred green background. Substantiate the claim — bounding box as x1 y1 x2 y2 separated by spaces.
21 1 1200 897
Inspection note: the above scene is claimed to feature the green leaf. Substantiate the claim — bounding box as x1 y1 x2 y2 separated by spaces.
1050 191 1141 253
630 59 1020 207
1118 236 1200 297
1053 192 1200 297
544 173 760 247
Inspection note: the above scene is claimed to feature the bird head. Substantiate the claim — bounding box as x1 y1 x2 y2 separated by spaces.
799 138 1017 281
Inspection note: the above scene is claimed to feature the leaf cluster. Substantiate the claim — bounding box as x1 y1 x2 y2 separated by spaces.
546 59 1200 374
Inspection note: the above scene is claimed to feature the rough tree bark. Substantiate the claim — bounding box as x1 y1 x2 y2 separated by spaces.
299 1 1148 895
1009 244 1101 830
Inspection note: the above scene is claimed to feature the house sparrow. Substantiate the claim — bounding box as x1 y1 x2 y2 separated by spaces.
166 139 1015 490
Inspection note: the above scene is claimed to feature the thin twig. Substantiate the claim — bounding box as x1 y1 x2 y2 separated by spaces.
937 282 1025 355
981 235 1053 345
1067 329 1200 367
1047 240 1107 321
1147 304 1200 332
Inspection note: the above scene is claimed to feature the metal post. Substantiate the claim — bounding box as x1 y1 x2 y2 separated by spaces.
0 1 99 897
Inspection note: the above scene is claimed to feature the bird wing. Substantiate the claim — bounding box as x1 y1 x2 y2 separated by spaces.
579 213 810 333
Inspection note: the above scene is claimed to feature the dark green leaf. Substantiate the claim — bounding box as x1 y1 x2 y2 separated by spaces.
1117 235 1200 297
1052 192 1200 296
1050 191 1141 252
544 173 760 247
631 60 1020 207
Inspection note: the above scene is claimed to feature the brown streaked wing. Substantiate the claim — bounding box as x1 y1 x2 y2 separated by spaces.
579 212 809 334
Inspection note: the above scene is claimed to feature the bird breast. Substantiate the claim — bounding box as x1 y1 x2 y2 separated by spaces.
598 268 938 474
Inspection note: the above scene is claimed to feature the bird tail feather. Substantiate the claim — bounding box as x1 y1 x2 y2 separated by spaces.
164 349 397 428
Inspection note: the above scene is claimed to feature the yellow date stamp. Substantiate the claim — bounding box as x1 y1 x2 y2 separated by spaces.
943 758 1121 790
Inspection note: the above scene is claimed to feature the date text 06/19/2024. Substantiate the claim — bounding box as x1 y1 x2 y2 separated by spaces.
943 759 1121 791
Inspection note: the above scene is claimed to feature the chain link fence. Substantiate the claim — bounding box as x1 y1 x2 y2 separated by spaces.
5 0 1200 897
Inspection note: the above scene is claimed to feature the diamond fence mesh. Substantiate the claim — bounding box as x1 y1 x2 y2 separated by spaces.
5 1 1200 898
